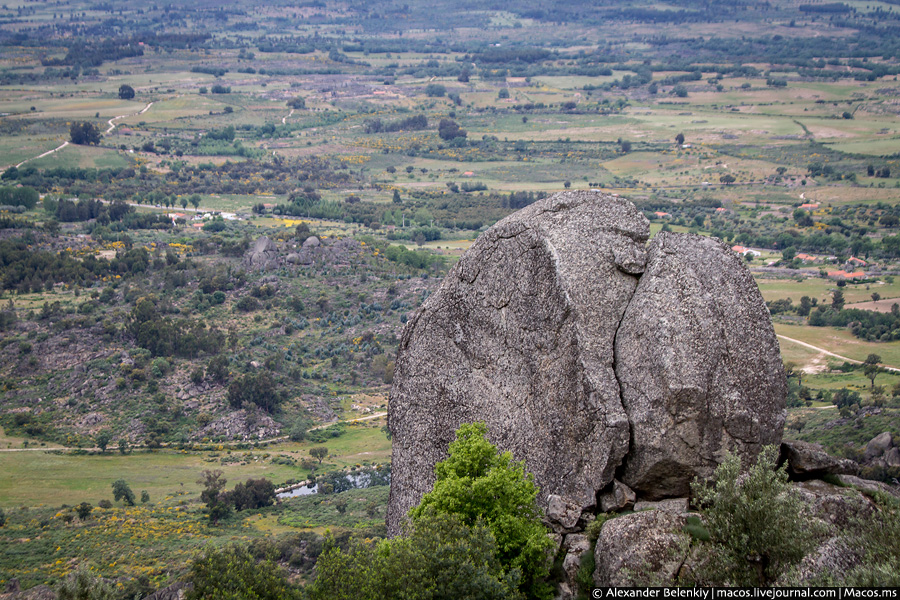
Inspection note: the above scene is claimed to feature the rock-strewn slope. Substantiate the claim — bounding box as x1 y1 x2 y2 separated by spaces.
387 190 787 534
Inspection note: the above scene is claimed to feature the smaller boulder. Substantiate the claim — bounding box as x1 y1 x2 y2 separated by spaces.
787 536 861 586
835 474 900 499
633 498 690 514
593 510 688 587
780 440 858 479
794 479 874 527
598 479 635 513
884 447 900 468
864 432 893 462
545 495 582 533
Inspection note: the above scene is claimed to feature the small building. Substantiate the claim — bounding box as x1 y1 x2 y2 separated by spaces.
827 270 866 281
795 253 818 263
800 203 819 210
847 256 867 267
654 211 671 218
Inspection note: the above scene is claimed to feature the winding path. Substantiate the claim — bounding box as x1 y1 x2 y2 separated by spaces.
12 101 154 169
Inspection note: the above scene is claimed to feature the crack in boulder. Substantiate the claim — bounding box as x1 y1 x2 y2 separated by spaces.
386 191 786 535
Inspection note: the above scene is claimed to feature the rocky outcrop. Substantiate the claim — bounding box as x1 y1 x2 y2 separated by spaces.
387 190 787 534
193 409 280 441
242 236 279 271
615 233 786 498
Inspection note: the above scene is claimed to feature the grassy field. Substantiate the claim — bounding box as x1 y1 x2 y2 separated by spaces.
774 322 900 368
0 424 390 509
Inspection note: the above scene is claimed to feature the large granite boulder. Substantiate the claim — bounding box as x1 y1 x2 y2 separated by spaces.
386 191 787 534
387 191 648 533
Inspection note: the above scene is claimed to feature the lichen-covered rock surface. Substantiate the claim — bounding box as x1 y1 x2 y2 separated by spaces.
386 190 787 534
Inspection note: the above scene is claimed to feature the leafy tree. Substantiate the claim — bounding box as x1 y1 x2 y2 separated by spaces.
57 564 116 600
675 132 685 145
691 446 823 586
118 84 135 100
864 353 882 388
310 446 328 464
289 415 313 442
425 83 446 97
69 121 101 145
409 422 554 599
141 490 150 504
112 479 135 506
0 507 5 527
228 478 276 511
832 387 862 410
186 544 299 600
198 470 230 524
438 118 466 141
76 502 93 520
95 430 112 453
831 289 845 311
227 372 281 412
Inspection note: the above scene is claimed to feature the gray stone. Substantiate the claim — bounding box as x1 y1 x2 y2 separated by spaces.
835 474 900 499
546 494 583 532
242 236 279 271
302 235 320 248
885 447 900 468
614 232 787 498
387 191 648 534
788 537 861 585
387 192 789 534
593 510 688 587
864 431 893 461
633 498 690 514
794 479 874 527
780 439 858 478
598 479 636 513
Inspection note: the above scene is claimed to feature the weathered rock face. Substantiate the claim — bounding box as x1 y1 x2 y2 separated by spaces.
387 190 787 534
615 232 786 497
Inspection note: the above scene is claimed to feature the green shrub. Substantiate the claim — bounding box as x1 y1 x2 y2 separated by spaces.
691 446 824 586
